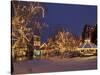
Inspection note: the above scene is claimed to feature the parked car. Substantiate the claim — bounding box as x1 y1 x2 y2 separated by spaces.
63 51 80 58
49 50 61 57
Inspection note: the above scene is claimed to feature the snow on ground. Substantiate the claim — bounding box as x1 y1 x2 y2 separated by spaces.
13 56 97 74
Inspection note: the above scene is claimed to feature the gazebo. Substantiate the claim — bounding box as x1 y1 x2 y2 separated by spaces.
78 39 97 56
40 43 49 59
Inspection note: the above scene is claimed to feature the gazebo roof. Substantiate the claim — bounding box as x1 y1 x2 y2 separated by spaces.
40 43 47 48
79 40 97 48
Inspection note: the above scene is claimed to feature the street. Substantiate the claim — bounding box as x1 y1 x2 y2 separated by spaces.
13 56 97 74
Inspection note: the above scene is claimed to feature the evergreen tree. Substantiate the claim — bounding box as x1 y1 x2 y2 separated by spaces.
91 24 97 45
82 24 88 42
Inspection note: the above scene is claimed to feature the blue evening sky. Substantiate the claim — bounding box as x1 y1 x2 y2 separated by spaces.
40 2 97 43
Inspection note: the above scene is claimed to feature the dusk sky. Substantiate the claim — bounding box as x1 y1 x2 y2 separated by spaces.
40 2 97 43
11 1 97 43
